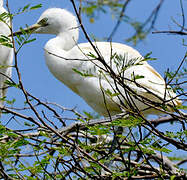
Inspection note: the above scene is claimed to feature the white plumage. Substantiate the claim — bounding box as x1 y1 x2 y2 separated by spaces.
0 0 13 108
14 8 181 116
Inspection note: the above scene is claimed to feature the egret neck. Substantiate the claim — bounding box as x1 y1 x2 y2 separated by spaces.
45 29 79 53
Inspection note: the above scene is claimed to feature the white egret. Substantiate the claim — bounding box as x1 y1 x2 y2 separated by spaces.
0 0 13 109
14 8 181 117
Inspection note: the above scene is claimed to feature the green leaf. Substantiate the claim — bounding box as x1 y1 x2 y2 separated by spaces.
112 116 143 127
88 124 110 136
89 162 102 170
24 122 35 127
24 176 37 180
176 105 187 110
140 138 152 146
0 35 9 42
83 111 94 119
151 146 172 153
24 38 36 44
5 80 19 88
105 89 120 97
0 124 6 134
0 12 9 23
6 98 16 105
0 35 13 48
30 4 42 10
0 43 13 48
13 139 29 148
134 75 144 80
22 4 30 12
170 175 176 180
72 68 84 76
143 52 157 61
72 68 94 77
87 52 97 58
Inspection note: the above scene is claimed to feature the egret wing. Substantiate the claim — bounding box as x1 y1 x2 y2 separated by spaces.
78 42 181 108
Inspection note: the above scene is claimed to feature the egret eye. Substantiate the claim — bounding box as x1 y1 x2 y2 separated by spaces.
38 17 48 26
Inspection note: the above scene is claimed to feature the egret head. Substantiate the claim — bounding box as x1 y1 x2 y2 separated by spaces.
35 8 78 35
13 8 79 36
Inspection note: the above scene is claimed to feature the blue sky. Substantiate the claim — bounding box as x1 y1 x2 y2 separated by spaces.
5 0 186 116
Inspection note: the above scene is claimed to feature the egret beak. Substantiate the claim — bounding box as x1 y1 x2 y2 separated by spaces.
12 23 42 36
